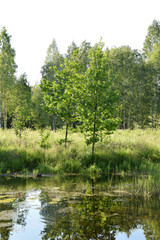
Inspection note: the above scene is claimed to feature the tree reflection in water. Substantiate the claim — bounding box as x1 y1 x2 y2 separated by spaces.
40 178 160 240
0 175 159 239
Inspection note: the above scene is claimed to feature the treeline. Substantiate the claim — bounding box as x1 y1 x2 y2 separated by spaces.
0 27 52 133
1 19 160 136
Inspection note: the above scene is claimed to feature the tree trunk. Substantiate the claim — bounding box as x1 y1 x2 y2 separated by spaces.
154 77 158 129
52 113 56 132
65 122 68 148
3 102 7 129
92 103 97 164
4 113 7 129
151 99 154 130
123 62 127 130
123 101 126 130
138 78 142 128
0 88 2 128
155 98 157 129
128 109 130 129
0 104 2 129
92 122 96 165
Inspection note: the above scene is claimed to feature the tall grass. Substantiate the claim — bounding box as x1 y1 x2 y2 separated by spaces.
0 128 160 175
99 129 160 174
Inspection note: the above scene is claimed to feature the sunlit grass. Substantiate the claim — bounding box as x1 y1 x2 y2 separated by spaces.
0 128 160 175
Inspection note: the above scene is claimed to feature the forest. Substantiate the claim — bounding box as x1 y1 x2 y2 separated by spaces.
0 19 160 174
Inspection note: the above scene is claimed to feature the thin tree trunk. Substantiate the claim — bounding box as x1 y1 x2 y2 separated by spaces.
0 104 2 129
65 122 68 148
92 122 96 165
0 87 2 128
92 103 97 164
52 113 56 132
138 78 142 128
128 109 130 129
91 178 95 194
3 102 7 129
123 62 127 130
123 101 126 130
4 113 7 129
155 99 157 129
151 99 154 130
154 77 158 129
18 130 22 146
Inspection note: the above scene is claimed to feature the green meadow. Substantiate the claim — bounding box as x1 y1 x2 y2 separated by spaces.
0 128 160 176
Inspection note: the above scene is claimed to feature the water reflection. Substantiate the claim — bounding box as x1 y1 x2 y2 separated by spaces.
10 190 44 240
0 175 159 239
116 228 146 240
39 187 148 239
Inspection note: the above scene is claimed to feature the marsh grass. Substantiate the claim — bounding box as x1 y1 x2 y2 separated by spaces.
0 128 160 176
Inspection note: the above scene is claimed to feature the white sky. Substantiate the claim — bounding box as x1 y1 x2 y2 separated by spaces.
0 0 160 86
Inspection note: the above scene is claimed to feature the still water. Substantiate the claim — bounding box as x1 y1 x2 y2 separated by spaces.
0 174 159 240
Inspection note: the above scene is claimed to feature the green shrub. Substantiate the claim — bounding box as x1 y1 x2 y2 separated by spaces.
39 130 51 149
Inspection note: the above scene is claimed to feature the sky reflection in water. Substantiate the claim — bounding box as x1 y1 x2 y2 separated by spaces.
9 190 44 240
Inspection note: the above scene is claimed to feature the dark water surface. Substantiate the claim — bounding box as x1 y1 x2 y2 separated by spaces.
0 174 159 240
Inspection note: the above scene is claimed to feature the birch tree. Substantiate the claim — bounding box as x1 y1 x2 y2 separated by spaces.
0 27 17 128
41 39 64 131
148 43 160 128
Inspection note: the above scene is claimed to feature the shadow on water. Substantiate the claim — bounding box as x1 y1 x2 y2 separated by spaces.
0 174 159 239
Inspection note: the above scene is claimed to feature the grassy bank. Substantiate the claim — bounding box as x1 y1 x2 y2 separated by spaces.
0 128 160 175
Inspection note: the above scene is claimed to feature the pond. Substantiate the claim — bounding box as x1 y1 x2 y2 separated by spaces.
0 174 159 240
